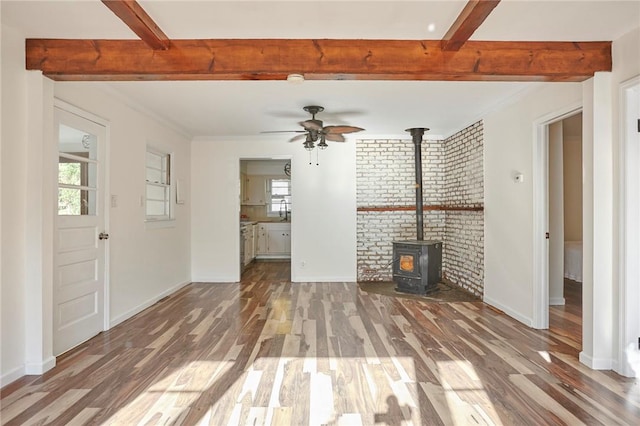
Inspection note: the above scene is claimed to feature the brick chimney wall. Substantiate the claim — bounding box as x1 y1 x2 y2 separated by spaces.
356 121 484 296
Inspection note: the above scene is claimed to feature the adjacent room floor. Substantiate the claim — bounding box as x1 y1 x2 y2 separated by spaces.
1 264 638 425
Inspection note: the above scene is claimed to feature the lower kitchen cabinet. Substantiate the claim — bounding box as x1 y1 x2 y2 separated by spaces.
256 222 291 258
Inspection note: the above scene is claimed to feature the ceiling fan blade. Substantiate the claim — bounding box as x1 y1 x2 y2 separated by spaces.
289 133 308 143
299 120 323 131
323 125 365 134
261 130 306 134
324 133 346 142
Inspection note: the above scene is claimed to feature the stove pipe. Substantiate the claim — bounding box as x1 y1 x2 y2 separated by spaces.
406 127 429 241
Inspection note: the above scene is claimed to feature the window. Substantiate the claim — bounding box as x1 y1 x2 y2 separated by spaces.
267 178 291 217
58 152 96 215
145 148 172 221
58 127 97 216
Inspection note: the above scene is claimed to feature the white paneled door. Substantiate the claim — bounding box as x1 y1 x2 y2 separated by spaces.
54 107 107 356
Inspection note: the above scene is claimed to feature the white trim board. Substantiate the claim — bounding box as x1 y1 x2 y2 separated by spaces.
617 75 640 378
0 366 26 388
483 296 534 328
25 356 56 375
532 102 582 330
292 277 357 283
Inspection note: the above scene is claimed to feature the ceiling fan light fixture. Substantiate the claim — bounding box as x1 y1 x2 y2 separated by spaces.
318 137 328 150
303 139 315 151
286 73 305 84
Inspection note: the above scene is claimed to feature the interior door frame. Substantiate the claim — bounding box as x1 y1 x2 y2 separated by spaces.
54 99 111 334
238 156 293 282
532 103 582 330
618 76 640 377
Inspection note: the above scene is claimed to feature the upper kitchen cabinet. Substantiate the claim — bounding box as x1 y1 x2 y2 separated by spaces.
242 175 266 205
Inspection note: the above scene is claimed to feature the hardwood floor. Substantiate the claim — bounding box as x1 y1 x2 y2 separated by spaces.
2 263 639 425
549 279 583 349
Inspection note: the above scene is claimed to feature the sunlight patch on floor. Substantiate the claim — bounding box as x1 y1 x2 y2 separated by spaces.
100 356 422 425
103 360 235 425
436 359 502 426
538 350 552 363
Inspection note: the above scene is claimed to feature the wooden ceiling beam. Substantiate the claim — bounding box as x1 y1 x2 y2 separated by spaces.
25 38 611 82
442 0 501 51
101 0 169 50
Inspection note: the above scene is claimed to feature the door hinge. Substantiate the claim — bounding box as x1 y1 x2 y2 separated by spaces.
545 232 550 239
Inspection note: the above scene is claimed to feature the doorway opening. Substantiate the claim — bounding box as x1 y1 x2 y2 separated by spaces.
239 159 292 280
548 113 583 347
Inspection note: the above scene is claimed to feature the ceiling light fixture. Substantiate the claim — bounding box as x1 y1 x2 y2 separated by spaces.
286 73 305 84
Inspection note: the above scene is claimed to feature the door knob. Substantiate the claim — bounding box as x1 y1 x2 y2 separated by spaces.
99 232 110 240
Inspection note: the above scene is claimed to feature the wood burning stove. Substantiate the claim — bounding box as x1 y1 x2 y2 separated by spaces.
392 240 442 294
392 127 443 295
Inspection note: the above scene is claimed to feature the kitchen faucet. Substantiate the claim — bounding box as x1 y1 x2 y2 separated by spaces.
279 200 290 221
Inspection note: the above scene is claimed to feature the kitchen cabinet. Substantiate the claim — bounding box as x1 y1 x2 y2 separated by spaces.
242 176 266 205
256 222 291 258
266 227 291 254
241 222 257 269
257 224 267 254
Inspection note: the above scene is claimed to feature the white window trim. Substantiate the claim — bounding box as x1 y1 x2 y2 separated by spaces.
266 177 291 218
145 146 174 222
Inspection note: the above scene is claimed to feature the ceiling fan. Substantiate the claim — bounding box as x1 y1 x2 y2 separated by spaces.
262 105 365 150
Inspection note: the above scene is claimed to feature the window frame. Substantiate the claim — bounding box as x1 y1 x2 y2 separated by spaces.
266 177 291 217
145 147 173 222
58 151 96 216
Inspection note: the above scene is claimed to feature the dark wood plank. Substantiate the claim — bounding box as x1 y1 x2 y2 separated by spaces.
25 39 611 82
442 0 501 51
357 204 484 212
101 0 170 50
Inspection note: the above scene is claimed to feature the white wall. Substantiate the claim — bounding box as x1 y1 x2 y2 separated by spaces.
610 27 640 375
1 22 192 384
54 83 192 326
1 22 28 386
483 83 582 324
484 26 639 374
563 115 583 242
245 159 289 176
191 137 356 283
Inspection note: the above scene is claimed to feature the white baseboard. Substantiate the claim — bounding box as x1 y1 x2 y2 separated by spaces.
25 356 56 375
612 357 640 378
1 365 25 388
483 295 533 327
110 280 191 328
549 297 566 306
292 276 357 283
579 351 613 370
191 276 238 283
255 255 291 260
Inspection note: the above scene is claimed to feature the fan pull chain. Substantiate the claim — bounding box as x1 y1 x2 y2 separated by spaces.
308 150 312 165
316 148 319 166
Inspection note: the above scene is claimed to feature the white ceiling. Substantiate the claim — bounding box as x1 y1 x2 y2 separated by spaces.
2 0 639 139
